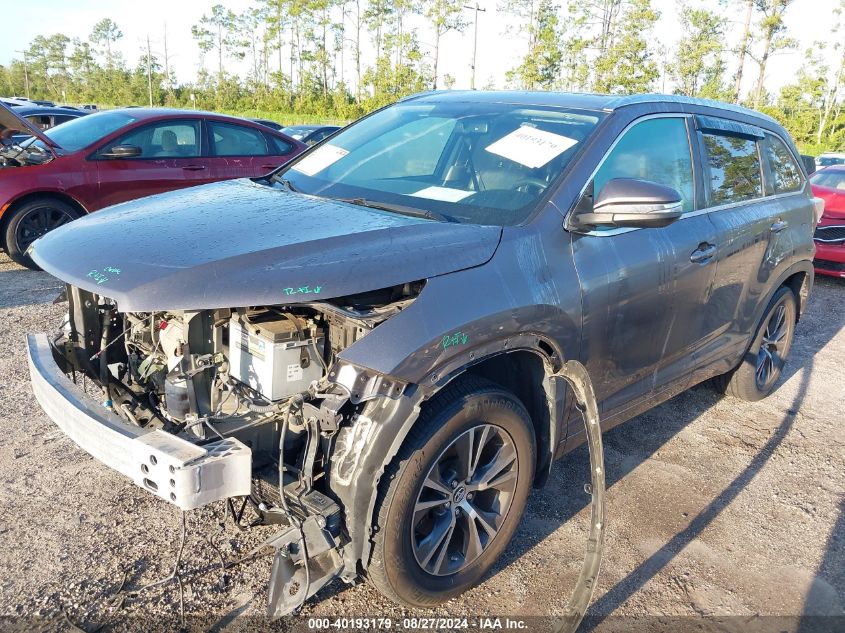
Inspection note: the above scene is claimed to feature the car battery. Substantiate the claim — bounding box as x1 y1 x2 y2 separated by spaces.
228 312 324 401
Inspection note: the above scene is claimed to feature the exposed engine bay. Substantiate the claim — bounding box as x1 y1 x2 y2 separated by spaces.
0 137 52 167
50 281 422 615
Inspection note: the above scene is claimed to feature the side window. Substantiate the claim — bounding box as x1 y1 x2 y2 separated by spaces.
26 115 52 130
594 117 695 213
113 120 201 158
266 133 295 156
764 134 802 194
209 121 269 156
52 115 77 125
701 132 762 205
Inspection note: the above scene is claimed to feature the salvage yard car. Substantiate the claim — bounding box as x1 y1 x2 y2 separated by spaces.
0 104 306 268
26 91 819 617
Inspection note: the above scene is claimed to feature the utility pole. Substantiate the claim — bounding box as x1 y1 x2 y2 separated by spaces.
462 3 486 90
14 50 30 99
164 22 171 103
146 35 153 107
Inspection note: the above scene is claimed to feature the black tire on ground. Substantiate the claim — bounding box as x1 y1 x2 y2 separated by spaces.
714 285 797 401
368 375 536 608
3 197 80 269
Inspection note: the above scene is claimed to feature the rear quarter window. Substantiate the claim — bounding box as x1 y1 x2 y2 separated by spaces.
266 134 295 156
764 134 802 194
701 132 763 205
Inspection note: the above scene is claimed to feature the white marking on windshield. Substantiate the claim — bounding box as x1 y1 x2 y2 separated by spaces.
291 144 349 176
409 186 473 202
484 126 578 169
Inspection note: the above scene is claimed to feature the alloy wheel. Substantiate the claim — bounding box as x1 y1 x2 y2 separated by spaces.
411 424 519 577
756 301 790 390
15 205 75 251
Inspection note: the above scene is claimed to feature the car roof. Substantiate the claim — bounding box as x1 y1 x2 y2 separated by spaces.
818 152 845 158
402 90 779 124
94 107 274 122
14 105 86 116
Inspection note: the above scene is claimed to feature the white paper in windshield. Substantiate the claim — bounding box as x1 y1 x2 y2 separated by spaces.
291 144 349 176
484 127 578 169
410 186 473 202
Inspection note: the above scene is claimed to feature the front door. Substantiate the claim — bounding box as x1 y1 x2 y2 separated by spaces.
95 118 211 208
572 115 717 419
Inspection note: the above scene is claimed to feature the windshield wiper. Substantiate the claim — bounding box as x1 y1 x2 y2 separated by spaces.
334 197 457 223
270 173 298 191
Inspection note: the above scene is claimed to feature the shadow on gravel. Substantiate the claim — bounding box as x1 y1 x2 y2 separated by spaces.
582 357 813 628
0 268 63 309
799 497 845 628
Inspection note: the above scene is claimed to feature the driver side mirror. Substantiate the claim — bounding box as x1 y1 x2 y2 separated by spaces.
576 178 683 229
100 144 142 159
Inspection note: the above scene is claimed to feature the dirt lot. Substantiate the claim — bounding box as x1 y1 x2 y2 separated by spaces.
0 252 842 632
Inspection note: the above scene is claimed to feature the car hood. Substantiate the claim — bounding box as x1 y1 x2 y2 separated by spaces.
811 184 845 221
31 178 502 311
0 100 58 148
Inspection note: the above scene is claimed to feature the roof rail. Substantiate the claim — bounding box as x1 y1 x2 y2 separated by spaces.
604 93 778 124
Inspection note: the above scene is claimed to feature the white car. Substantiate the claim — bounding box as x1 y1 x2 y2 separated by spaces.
816 152 845 168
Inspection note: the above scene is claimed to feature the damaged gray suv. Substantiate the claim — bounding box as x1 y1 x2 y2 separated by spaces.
27 92 818 616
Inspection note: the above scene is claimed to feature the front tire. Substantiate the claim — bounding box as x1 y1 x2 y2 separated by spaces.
716 285 797 401
368 376 535 608
3 198 79 269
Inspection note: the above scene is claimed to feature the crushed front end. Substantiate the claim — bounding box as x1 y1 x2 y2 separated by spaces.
27 282 422 616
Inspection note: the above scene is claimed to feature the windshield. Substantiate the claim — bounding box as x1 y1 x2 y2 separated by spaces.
811 169 845 190
276 101 603 226
42 110 139 152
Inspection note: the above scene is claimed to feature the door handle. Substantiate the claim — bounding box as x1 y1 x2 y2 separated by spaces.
770 220 788 233
182 165 207 171
690 243 717 264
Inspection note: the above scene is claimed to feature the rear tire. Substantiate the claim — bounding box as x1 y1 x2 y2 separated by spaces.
368 376 535 608
715 286 797 401
3 198 80 269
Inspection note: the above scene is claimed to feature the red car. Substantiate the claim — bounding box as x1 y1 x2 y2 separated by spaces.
0 104 306 268
810 165 845 279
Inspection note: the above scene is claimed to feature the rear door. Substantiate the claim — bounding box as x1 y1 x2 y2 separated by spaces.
205 120 298 179
94 118 211 207
693 118 809 378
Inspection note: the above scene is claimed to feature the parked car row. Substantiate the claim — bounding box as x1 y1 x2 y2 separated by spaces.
0 103 308 267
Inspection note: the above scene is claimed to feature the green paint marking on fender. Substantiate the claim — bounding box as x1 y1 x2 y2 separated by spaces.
87 266 122 285
441 331 469 350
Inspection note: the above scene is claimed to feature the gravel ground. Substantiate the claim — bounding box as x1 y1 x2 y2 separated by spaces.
0 252 842 632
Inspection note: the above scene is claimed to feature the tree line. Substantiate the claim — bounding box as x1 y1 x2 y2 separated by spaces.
1 0 843 152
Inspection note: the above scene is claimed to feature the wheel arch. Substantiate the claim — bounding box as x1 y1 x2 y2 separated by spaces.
0 190 88 248
328 340 568 578
781 267 812 323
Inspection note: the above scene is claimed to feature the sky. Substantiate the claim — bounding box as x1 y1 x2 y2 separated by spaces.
1 0 842 99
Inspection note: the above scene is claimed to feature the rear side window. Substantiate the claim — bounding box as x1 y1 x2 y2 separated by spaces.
210 121 269 156
764 134 802 194
595 117 695 213
701 133 762 205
